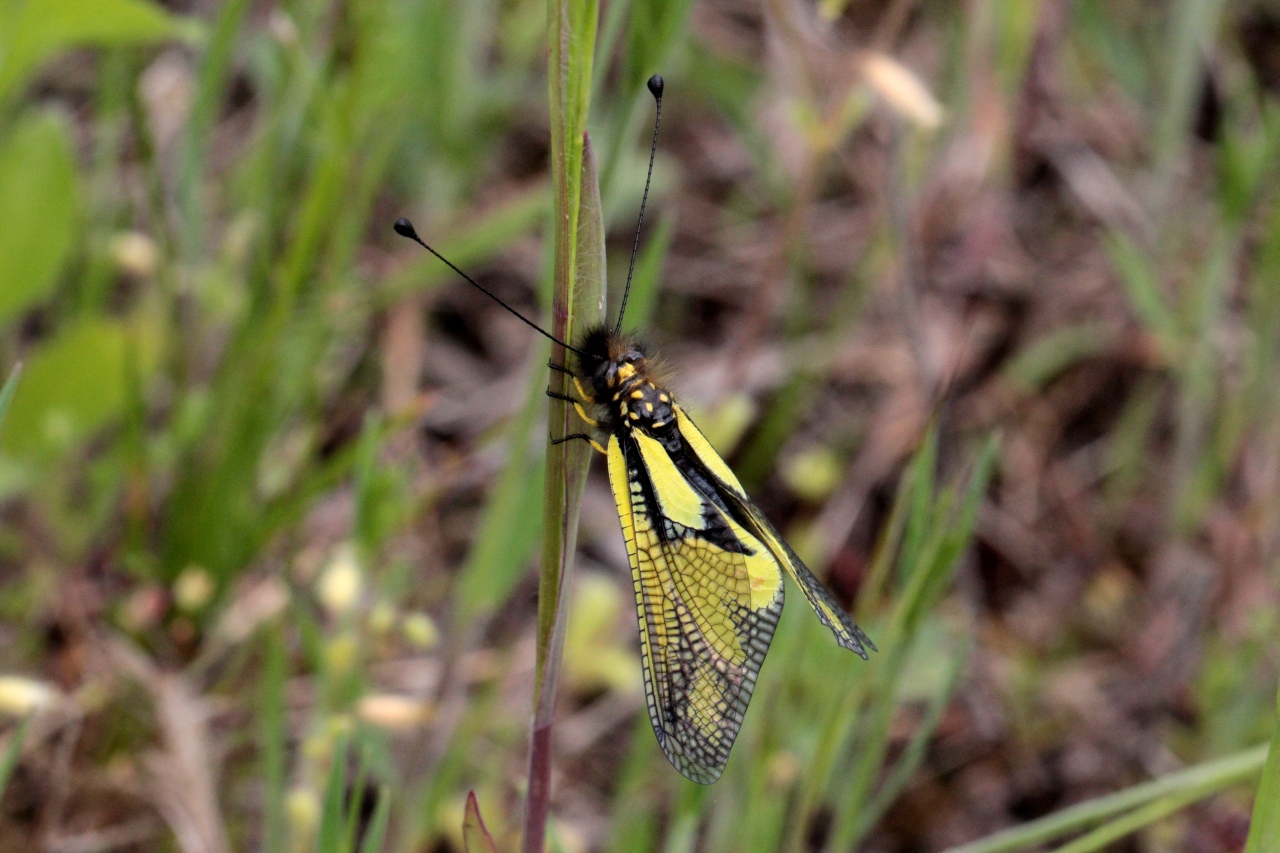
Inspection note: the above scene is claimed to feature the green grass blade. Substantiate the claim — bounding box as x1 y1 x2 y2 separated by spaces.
1244 681 1280 853
1105 232 1177 349
316 736 350 853
0 715 31 800
942 743 1268 853
358 786 391 853
0 363 22 430
1054 786 1228 853
258 625 288 853
524 2 604 850
454 371 547 626
342 751 369 853
849 635 971 843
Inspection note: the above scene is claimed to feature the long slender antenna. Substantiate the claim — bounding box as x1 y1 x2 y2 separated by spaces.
614 74 664 335
393 218 592 358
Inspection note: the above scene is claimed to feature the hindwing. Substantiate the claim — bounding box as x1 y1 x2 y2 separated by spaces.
603 404 874 784
607 429 783 784
673 408 875 658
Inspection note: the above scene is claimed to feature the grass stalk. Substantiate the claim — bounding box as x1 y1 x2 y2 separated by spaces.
1244 680 1280 852
0 362 21 426
522 1 602 851
942 743 1268 853
1150 0 1227 219
0 716 31 801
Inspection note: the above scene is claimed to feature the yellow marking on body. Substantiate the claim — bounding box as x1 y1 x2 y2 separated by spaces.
630 412 640 420
644 402 654 414
617 363 636 381
631 390 645 400
652 420 666 428
659 393 669 403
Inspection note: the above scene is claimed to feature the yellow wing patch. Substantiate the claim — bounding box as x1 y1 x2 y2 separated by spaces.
675 406 876 659
673 407 747 496
607 434 783 784
604 406 874 785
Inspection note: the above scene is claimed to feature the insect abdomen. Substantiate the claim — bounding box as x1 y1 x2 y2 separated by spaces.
616 381 676 432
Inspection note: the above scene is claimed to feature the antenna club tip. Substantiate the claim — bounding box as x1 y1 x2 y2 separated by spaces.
647 74 664 99
393 218 417 239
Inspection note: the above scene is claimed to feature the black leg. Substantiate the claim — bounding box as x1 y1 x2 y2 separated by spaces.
547 361 577 377
551 432 595 446
546 389 577 403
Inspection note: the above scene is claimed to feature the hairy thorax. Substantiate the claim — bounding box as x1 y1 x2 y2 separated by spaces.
577 327 675 435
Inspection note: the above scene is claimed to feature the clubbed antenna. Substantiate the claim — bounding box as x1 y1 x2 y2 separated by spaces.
614 74 664 335
393 217 590 357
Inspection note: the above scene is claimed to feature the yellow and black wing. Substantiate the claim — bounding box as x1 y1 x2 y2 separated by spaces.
673 407 876 658
607 427 785 784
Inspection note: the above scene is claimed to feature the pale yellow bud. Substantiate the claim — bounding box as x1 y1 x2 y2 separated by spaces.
286 787 319 838
0 676 58 716
268 11 299 47
862 52 943 130
110 232 159 278
401 613 439 649
781 447 842 502
357 694 434 730
173 565 214 612
317 544 362 617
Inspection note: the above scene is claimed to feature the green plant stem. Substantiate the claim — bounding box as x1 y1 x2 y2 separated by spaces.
943 743 1268 853
522 2 601 851
1053 786 1225 853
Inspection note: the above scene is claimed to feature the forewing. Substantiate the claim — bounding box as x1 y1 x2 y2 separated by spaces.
673 407 876 658
606 432 783 784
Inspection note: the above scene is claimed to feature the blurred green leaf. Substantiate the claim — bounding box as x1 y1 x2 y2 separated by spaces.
0 0 183 102
258 625 288 853
0 715 31 801
357 786 391 853
0 363 22 430
316 734 350 853
1244 682 1280 853
626 0 695 91
612 212 673 334
1 318 159 456
0 112 78 326
454 375 546 626
943 743 1268 853
1106 231 1178 350
1002 322 1114 391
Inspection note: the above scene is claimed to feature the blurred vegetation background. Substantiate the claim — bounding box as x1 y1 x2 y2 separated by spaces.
0 0 1278 851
